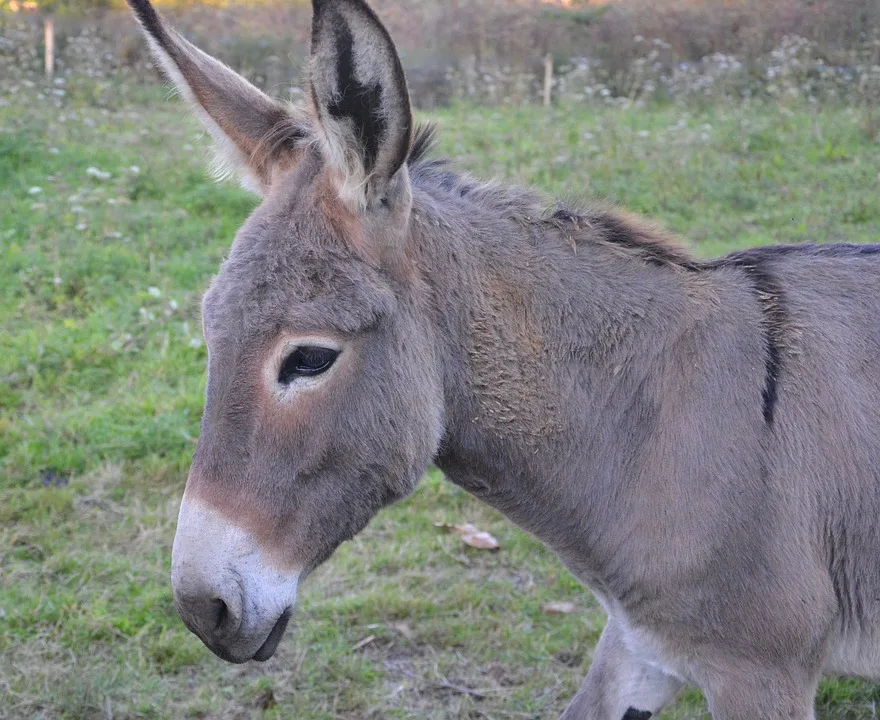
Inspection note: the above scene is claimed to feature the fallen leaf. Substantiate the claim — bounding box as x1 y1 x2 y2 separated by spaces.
390 621 414 639
351 634 377 651
435 522 500 551
460 529 500 550
543 601 576 614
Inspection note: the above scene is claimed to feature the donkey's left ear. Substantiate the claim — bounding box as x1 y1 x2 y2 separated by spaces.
127 0 308 195
309 0 413 211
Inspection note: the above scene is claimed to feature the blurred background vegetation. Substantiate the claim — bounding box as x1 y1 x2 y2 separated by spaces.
3 0 880 110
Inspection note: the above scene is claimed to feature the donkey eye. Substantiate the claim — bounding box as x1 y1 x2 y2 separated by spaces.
278 346 339 384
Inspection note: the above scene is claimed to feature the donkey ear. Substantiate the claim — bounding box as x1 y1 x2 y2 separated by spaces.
309 0 413 210
127 0 307 195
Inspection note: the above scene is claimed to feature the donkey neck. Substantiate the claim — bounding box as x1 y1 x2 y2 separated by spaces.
410 181 719 582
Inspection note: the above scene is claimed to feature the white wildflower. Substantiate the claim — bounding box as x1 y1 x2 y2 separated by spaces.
86 167 111 181
147 286 161 298
75 223 88 231
129 165 140 174
28 186 43 195
189 337 203 349
49 147 60 154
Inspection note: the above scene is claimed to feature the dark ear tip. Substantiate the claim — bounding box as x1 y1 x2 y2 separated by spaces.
126 0 153 21
311 0 340 17
312 0 376 19
126 0 166 43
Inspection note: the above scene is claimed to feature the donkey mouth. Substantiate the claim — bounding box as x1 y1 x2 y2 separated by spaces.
201 608 292 664
252 608 292 661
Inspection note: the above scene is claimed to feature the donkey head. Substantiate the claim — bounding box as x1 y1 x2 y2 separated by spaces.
129 0 444 662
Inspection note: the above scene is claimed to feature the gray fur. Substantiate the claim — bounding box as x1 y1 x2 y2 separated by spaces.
129 0 880 716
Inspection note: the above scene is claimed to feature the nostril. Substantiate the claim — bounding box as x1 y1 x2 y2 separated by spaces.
211 598 228 631
172 577 243 643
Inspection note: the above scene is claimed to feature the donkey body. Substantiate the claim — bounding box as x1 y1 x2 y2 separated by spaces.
128 0 880 716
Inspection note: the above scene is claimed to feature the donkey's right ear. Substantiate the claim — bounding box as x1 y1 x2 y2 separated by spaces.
127 0 308 195
309 0 413 211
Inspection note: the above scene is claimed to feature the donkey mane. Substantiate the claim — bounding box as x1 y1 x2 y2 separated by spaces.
406 122 698 272
249 115 697 273
408 122 880 274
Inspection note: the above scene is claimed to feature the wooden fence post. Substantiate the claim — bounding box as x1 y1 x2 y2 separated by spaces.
543 53 553 107
44 14 55 78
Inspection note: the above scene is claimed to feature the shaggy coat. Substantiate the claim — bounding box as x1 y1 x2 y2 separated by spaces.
127 0 880 716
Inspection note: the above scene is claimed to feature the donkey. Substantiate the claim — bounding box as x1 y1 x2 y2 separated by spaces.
128 0 880 717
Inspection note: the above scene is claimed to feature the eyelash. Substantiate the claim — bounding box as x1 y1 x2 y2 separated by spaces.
278 346 340 384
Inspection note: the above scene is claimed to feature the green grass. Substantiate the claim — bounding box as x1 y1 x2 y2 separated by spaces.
3 81 880 719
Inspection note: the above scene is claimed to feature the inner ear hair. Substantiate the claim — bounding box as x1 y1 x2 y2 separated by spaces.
127 0 309 194
309 0 413 210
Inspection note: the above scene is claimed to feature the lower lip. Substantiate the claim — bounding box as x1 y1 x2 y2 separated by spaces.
252 608 292 661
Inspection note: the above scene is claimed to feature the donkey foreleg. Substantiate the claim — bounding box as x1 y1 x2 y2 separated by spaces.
700 663 819 720
560 616 681 720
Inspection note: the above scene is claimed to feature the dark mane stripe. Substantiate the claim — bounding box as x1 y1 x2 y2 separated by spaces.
548 206 700 270
703 243 880 427
406 127 699 270
742 263 784 427
707 248 789 428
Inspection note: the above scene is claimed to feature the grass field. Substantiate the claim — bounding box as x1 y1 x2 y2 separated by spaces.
3 78 880 719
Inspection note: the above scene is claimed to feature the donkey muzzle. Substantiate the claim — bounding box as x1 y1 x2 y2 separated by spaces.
171 493 300 663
